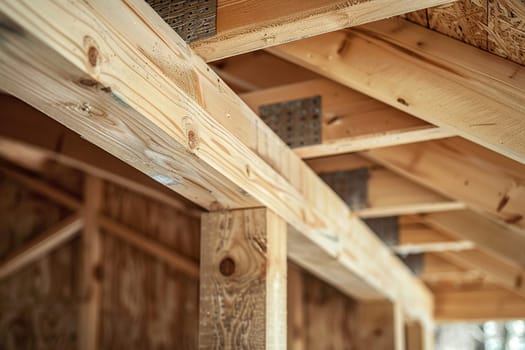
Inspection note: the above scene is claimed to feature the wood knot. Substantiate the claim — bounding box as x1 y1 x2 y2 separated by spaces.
79 78 98 87
93 264 104 281
219 257 235 277
187 130 199 150
88 46 98 67
396 97 409 106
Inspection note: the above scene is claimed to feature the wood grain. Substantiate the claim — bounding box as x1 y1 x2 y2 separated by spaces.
270 17 525 163
0 0 433 322
192 0 456 61
199 208 286 349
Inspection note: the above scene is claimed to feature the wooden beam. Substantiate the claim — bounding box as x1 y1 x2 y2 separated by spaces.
361 138 525 229
0 94 200 216
423 210 525 267
0 214 83 280
393 241 474 255
438 250 525 297
434 285 525 322
199 208 287 349
241 79 453 158
98 215 200 279
393 223 473 254
191 0 455 62
78 175 103 350
0 0 432 323
270 18 525 163
307 154 464 218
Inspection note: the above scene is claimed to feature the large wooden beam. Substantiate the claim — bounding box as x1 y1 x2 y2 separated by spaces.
434 285 525 322
199 208 287 348
241 79 453 158
191 0 455 62
0 214 83 280
0 0 432 323
361 138 525 229
270 17 525 163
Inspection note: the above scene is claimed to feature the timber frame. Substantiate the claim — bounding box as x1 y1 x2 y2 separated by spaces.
1 0 525 348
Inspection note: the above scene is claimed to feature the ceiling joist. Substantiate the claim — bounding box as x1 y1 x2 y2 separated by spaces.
191 0 456 62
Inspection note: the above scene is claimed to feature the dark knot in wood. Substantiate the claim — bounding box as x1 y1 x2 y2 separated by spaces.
88 46 98 67
219 257 235 277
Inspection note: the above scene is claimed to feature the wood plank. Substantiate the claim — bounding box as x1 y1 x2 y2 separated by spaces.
0 0 432 323
423 210 525 267
393 241 474 255
78 176 103 350
0 214 83 280
307 155 464 218
270 17 525 163
361 138 525 228
192 0 455 62
241 79 453 158
0 93 201 216
434 285 525 322
438 250 525 296
199 208 287 349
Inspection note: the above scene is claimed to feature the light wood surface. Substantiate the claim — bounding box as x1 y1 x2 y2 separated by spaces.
192 0 455 62
270 17 525 163
0 0 432 323
199 208 287 349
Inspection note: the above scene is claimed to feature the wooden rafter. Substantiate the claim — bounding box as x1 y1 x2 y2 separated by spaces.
241 79 453 158
191 0 456 62
0 0 432 323
434 284 525 322
307 154 464 218
423 210 525 267
0 214 84 280
270 17 525 163
361 138 525 229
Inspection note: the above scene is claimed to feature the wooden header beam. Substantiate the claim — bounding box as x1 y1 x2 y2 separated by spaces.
191 0 455 62
270 17 525 163
0 0 432 323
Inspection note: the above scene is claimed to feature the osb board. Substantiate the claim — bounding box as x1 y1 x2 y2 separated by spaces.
102 182 200 260
0 170 78 349
0 242 79 350
404 0 525 66
301 271 357 349
100 234 199 350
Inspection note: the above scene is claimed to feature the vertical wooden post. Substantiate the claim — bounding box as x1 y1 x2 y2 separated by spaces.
406 321 435 350
287 264 305 350
354 300 402 350
199 208 287 349
78 175 103 350
394 304 406 350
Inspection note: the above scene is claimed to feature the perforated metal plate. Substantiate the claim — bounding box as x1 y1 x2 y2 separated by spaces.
320 168 368 210
259 96 322 148
364 217 399 247
146 0 217 43
398 253 424 276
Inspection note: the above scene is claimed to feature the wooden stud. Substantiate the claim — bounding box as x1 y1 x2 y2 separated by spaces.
199 208 287 349
270 18 525 163
192 0 456 61
78 175 103 350
0 0 433 323
0 214 83 280
287 264 305 350
354 300 403 350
